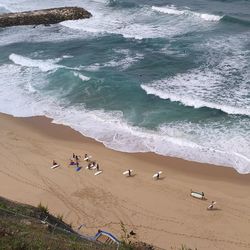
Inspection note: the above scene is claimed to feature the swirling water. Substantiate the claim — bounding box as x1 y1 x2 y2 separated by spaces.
0 0 249 173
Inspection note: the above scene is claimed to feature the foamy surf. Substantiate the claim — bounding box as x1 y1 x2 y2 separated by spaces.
152 5 222 21
9 53 80 72
0 62 250 174
60 3 210 40
9 53 63 72
83 52 143 71
141 84 250 116
73 72 90 81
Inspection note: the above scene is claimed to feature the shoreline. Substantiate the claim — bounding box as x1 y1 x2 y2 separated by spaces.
18 114 250 183
1 112 250 249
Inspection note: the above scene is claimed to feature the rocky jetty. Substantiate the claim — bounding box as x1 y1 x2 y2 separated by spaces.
0 7 92 28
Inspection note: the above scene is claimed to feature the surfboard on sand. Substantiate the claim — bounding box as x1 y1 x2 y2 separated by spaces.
207 201 216 209
123 170 133 175
84 155 92 161
190 191 205 199
95 171 102 176
51 164 59 169
153 171 162 178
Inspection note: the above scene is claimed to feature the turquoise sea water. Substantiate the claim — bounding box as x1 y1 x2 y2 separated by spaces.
0 0 249 173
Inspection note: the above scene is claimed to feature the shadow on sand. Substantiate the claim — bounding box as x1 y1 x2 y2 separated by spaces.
126 174 136 178
207 207 221 211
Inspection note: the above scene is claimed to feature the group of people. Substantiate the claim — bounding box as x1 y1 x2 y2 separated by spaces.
69 153 100 171
69 153 81 168
53 153 216 210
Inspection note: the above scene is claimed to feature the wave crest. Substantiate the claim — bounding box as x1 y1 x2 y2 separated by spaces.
141 84 250 116
152 5 222 21
9 53 63 72
9 53 80 72
73 72 90 81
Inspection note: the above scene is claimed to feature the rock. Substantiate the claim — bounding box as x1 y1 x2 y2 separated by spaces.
0 7 92 28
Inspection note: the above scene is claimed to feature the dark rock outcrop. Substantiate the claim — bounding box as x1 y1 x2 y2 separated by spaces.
0 7 92 28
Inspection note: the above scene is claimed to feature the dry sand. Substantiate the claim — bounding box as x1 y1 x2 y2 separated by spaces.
0 112 250 249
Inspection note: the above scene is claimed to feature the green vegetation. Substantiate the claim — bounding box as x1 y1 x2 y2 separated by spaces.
0 196 113 250
37 202 49 214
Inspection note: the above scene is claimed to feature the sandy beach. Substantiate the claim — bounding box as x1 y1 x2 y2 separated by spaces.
0 112 250 249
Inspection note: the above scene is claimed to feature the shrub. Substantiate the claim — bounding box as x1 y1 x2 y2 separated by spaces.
37 202 49 214
56 214 64 221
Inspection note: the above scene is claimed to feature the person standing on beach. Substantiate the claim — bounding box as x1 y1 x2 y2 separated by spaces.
157 172 160 179
87 162 91 169
96 164 99 171
73 153 75 159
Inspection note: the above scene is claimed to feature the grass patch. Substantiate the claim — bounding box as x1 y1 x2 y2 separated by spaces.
37 202 49 214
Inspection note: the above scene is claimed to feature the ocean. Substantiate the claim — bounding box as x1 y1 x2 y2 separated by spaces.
0 0 249 173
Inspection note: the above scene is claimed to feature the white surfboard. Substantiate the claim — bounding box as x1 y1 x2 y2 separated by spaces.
51 164 59 169
94 170 102 176
123 170 133 175
207 202 216 209
153 171 162 178
190 191 204 199
84 155 92 161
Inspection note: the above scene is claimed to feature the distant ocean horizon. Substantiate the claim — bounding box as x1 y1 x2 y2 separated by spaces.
0 0 249 173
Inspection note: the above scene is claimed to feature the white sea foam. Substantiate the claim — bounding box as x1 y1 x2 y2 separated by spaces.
9 53 80 72
141 84 250 116
152 5 222 21
60 2 212 40
103 53 143 70
62 55 74 59
9 53 63 72
152 6 185 15
73 72 90 81
0 62 250 173
141 32 250 117
84 52 143 71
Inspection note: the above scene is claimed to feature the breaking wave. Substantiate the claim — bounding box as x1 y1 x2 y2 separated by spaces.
9 53 64 72
9 53 79 72
152 5 223 21
141 84 250 116
73 72 90 81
